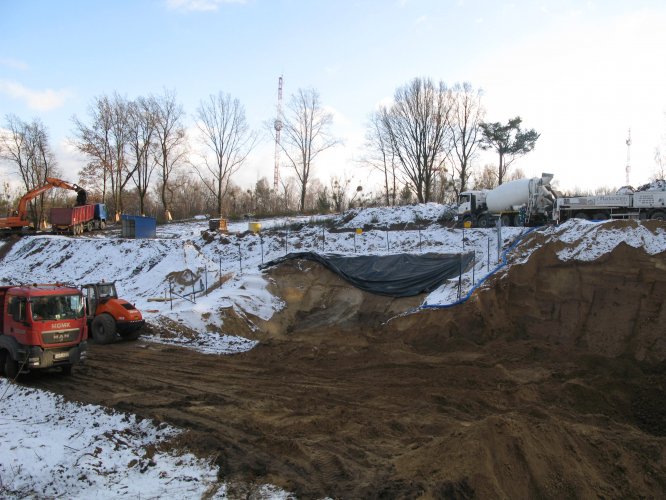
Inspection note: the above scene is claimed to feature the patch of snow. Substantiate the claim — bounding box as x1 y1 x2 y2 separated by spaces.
144 331 258 355
336 203 455 229
533 219 666 262
0 380 223 499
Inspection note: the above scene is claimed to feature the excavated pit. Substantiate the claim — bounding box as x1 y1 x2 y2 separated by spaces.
25 230 666 499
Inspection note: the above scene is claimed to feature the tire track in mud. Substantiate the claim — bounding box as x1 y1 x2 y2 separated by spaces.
25 332 666 499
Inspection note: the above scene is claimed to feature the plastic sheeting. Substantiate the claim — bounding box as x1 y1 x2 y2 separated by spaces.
261 252 474 297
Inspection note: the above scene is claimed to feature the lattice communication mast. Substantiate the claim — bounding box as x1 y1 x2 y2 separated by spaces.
625 128 632 186
273 76 284 190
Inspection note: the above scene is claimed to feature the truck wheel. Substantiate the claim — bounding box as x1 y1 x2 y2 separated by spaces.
574 212 589 220
650 211 666 221
0 350 5 376
4 353 19 380
91 314 116 344
477 215 490 228
500 214 512 227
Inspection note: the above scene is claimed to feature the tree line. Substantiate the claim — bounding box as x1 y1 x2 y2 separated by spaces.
0 77 541 225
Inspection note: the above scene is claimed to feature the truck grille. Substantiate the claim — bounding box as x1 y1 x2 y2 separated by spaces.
42 329 79 344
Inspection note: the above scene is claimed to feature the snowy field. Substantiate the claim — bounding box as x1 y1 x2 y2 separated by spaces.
1 204 666 498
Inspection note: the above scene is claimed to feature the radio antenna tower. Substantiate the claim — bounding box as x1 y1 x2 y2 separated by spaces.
273 76 284 190
625 128 632 185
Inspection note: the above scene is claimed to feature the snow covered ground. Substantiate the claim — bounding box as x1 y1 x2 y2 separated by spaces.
1 204 665 498
0 381 223 498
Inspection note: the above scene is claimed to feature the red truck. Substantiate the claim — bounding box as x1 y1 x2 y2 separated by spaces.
50 203 108 235
0 284 88 378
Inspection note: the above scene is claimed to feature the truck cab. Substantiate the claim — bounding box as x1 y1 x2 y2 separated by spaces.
456 190 490 227
0 284 88 378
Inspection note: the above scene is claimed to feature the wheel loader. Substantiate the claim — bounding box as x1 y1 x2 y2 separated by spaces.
81 281 144 344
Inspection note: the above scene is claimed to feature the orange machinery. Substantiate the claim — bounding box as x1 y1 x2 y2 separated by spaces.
0 177 86 230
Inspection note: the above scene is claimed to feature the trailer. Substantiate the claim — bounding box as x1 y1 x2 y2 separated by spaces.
554 183 666 222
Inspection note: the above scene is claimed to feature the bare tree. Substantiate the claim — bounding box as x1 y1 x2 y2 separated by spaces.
278 176 298 213
654 147 666 181
0 114 60 225
72 93 135 218
0 180 18 216
449 82 484 196
365 111 398 206
379 77 453 203
330 174 362 213
473 164 499 190
194 92 256 217
127 97 158 215
166 170 216 219
153 89 187 221
108 94 134 217
277 88 340 212
72 96 114 203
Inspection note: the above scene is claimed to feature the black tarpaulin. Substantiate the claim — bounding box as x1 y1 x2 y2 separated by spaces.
261 252 474 297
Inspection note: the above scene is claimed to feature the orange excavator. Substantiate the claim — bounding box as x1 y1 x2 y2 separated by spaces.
0 177 86 230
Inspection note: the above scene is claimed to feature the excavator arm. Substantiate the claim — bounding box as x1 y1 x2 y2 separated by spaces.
0 177 86 229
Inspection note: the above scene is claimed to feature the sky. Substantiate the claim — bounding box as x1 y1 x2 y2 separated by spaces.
1 0 666 195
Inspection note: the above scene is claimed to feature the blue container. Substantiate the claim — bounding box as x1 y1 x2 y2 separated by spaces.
121 214 156 239
94 204 107 223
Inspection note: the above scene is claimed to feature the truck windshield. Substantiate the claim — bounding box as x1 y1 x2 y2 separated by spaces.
458 194 471 204
30 295 84 321
97 283 116 299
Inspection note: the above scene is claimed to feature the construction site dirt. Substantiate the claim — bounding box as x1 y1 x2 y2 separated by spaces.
27 239 666 499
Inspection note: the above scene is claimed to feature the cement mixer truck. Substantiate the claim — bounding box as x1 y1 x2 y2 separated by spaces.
456 173 557 227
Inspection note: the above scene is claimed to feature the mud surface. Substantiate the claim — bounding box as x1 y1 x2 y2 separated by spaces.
28 239 666 499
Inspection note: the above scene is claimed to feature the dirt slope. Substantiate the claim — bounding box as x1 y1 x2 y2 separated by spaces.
26 233 666 499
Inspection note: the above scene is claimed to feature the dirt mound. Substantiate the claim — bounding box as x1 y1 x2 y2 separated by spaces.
27 234 666 498
392 240 666 364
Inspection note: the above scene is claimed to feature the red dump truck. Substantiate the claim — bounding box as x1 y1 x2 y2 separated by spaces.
0 284 88 378
51 203 108 235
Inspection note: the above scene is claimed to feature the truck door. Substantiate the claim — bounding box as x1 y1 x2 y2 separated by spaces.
7 295 28 337
84 286 97 317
